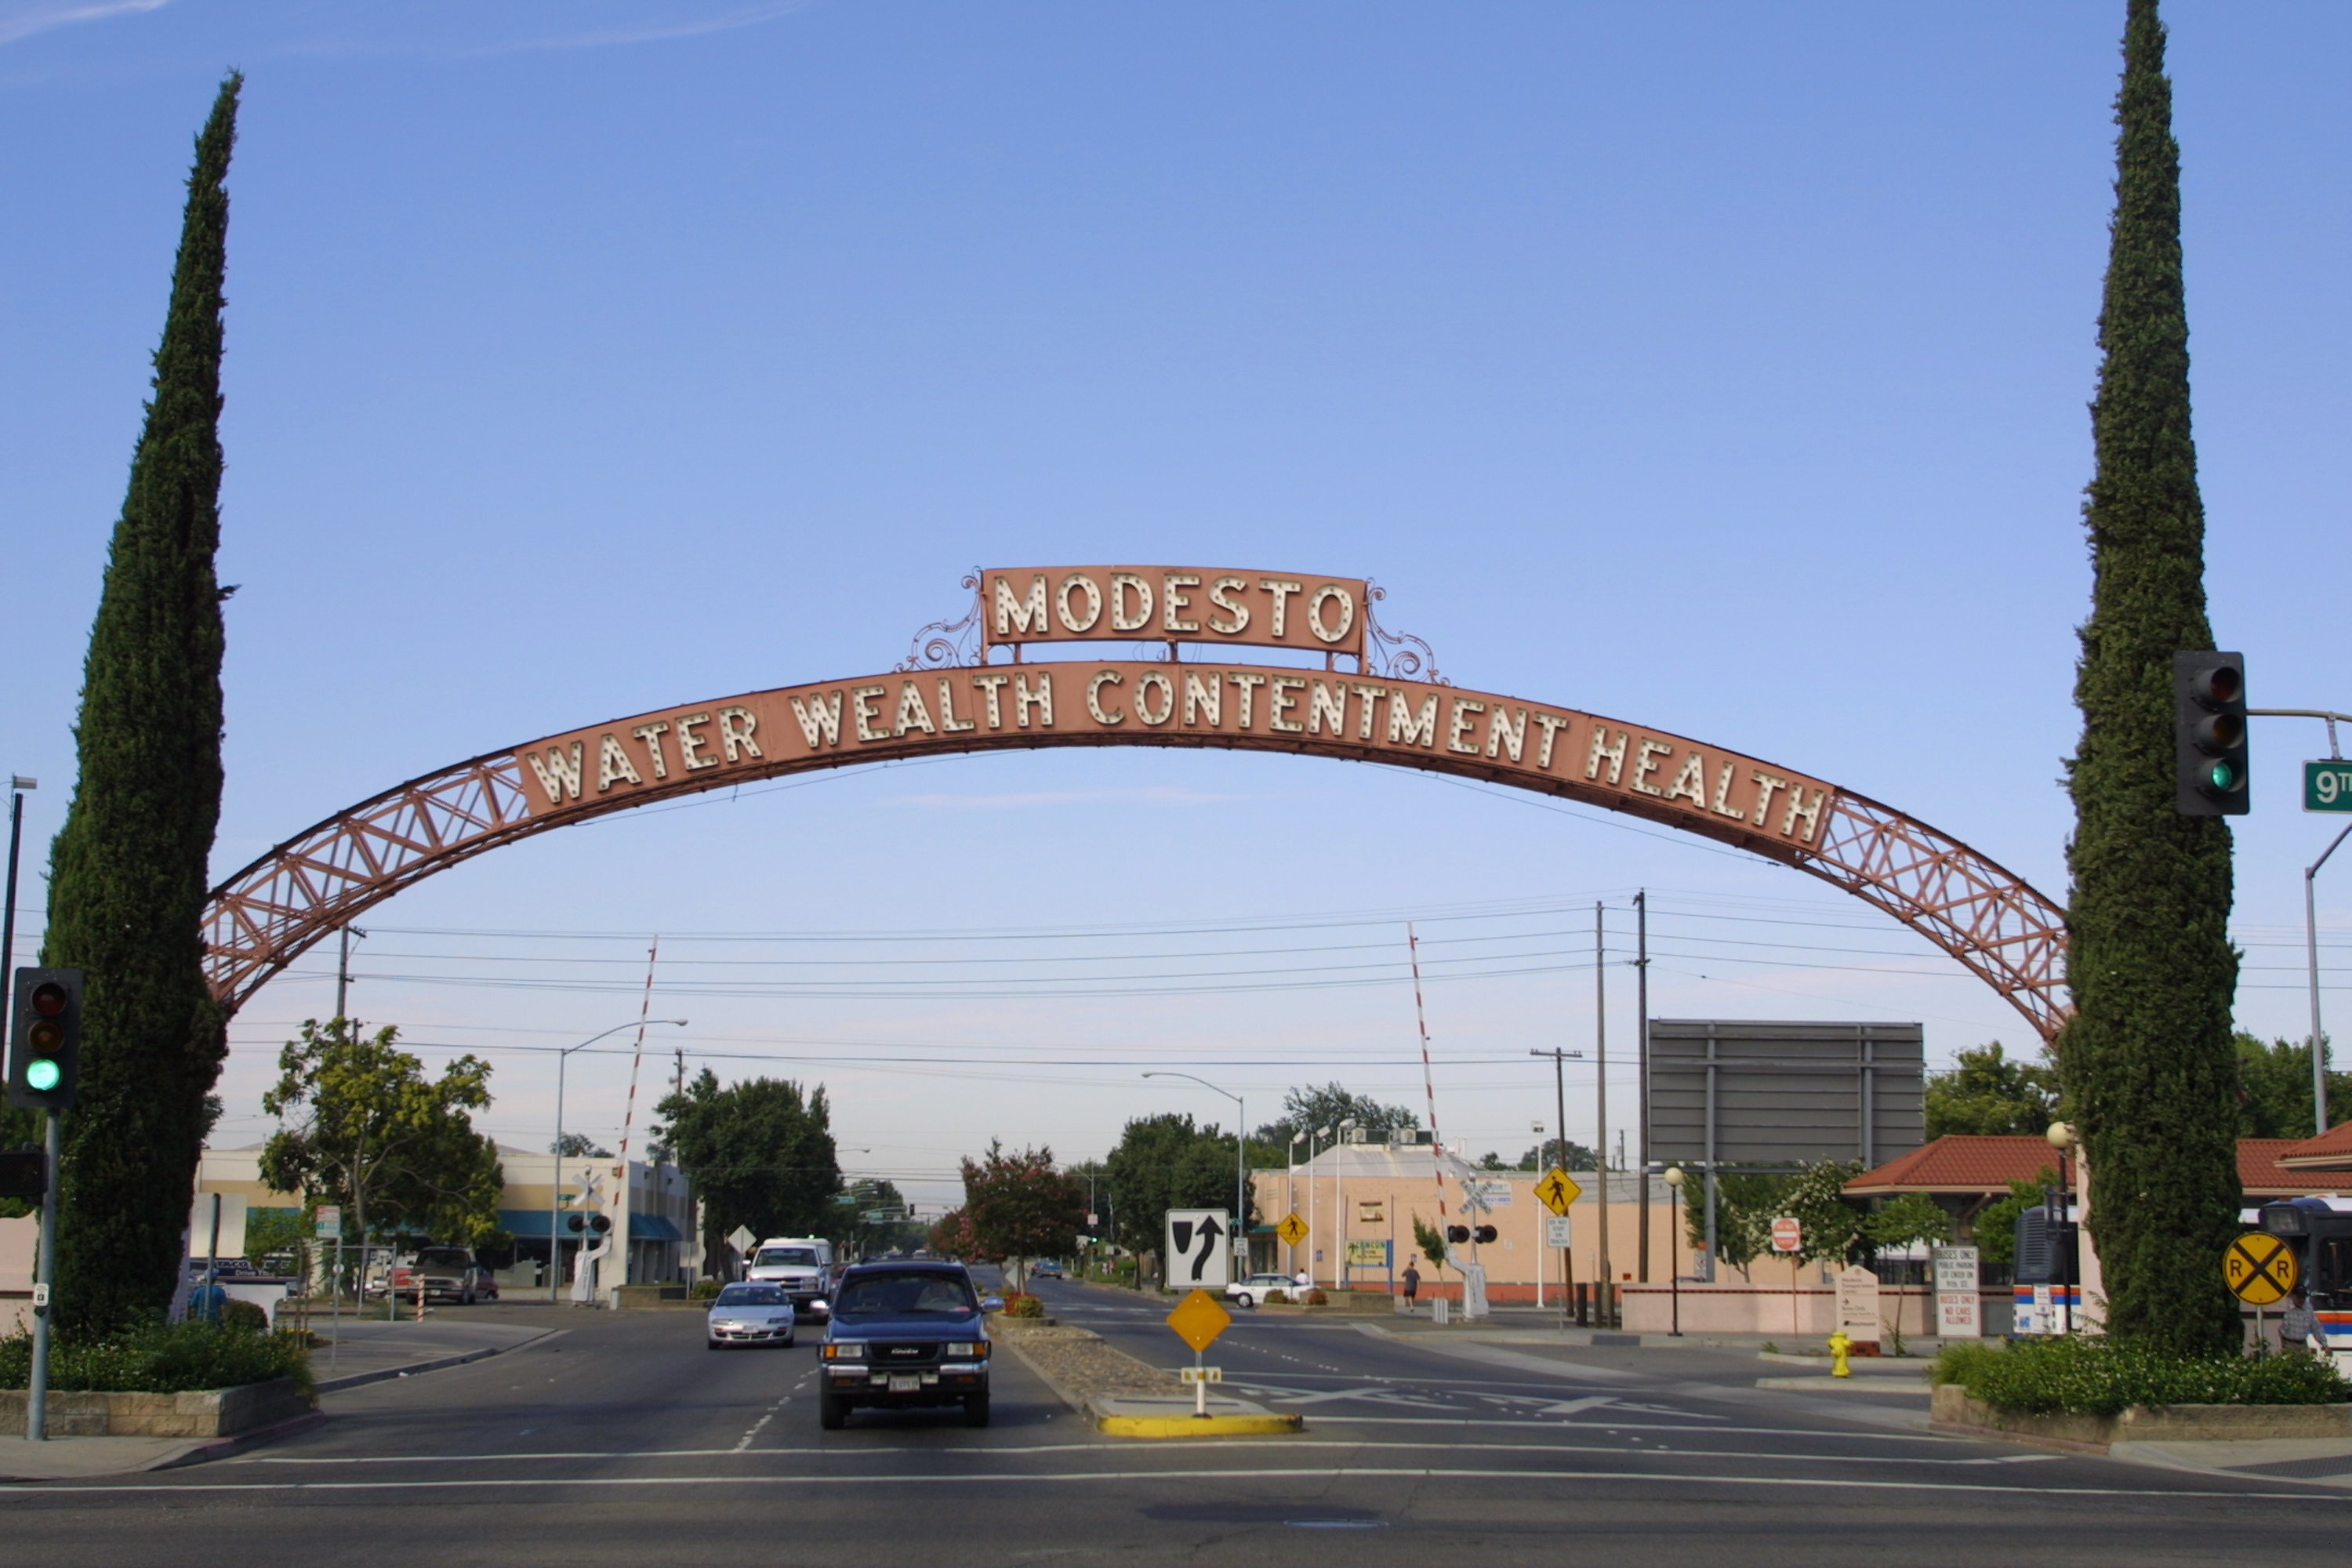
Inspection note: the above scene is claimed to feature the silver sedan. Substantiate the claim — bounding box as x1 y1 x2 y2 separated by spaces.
706 1283 797 1348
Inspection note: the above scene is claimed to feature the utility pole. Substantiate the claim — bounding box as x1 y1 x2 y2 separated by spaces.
1634 889 1650 1284
1594 902 1610 1326
6 777 59 1442
1530 1047 1581 1329
335 924 366 1021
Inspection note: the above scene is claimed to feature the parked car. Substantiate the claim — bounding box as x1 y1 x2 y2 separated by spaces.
706 1283 797 1348
406 1246 490 1305
1030 1260 1063 1279
1225 1272 1301 1308
818 1261 993 1429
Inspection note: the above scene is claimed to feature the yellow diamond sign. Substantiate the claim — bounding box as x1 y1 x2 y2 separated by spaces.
1275 1211 1309 1247
1167 1288 1232 1353
1534 1167 1582 1217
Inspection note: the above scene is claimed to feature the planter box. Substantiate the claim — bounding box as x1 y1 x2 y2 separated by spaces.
1931 1383 2352 1451
0 1377 313 1439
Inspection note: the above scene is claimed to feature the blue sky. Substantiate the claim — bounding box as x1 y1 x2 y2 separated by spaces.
5 2 2347 1208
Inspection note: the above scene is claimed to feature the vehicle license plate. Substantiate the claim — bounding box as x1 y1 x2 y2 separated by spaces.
888 1374 920 1392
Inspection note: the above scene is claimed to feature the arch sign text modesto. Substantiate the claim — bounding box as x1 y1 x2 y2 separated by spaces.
202 568 2069 1037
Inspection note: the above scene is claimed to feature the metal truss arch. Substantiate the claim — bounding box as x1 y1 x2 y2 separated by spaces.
204 694 2071 1039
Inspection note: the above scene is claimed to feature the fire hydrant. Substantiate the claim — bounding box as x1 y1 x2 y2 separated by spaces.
1828 1330 1853 1377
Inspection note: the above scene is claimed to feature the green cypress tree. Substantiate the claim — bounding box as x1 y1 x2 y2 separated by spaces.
2059 2 2241 1356
43 74 241 1334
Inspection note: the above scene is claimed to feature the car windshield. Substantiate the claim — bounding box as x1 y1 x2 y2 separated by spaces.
715 1285 786 1308
753 1247 819 1268
833 1272 977 1317
415 1250 470 1269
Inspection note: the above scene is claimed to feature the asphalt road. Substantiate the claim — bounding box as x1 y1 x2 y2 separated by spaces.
4 1278 2347 1566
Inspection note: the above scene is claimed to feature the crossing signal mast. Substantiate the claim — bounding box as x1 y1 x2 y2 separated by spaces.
2174 652 2250 815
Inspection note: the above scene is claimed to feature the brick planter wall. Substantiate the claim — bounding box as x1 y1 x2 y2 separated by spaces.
0 1377 312 1438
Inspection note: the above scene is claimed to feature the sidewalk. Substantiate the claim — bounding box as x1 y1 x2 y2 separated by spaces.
0 1309 564 1483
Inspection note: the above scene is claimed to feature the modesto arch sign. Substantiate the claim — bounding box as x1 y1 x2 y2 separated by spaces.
201 567 2070 1037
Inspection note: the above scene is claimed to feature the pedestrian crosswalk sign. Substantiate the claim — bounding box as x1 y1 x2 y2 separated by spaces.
1535 1167 1581 1216
1275 1211 1308 1247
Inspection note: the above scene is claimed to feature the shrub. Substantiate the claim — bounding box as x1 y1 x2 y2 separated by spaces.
1934 1335 2350 1417
1263 1290 1289 1305
1304 1288 1329 1307
0 1319 313 1395
220 1299 270 1335
1004 1292 1045 1319
689 1279 722 1301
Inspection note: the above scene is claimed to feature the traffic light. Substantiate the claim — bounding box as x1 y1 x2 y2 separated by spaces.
0 1147 44 1200
2173 652 2249 815
8 968 82 1111
566 1212 612 1234
1445 1225 1469 1244
1473 1225 1498 1245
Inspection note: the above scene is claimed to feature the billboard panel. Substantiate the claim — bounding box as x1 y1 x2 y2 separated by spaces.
1647 1019 1924 1168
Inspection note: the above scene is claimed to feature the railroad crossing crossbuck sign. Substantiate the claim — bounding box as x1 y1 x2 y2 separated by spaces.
2225 1231 2299 1305
1534 1168 1582 1217
1164 1209 1233 1290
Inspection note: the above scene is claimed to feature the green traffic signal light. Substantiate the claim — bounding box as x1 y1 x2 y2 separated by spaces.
2209 760 2242 793
24 1058 59 1092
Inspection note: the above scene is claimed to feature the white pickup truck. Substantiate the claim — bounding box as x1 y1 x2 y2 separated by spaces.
746 1237 834 1319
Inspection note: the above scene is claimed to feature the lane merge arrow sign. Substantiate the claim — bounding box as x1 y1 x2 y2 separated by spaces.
1164 1209 1233 1290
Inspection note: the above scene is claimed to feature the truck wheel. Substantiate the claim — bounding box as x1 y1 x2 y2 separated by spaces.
963 1391 991 1428
819 1388 848 1430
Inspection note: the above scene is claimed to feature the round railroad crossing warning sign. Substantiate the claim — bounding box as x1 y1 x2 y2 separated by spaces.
2223 1230 2299 1305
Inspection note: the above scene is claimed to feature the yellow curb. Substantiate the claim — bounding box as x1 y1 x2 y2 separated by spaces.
1096 1410 1305 1439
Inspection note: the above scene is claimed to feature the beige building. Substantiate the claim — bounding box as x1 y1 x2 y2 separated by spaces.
192 1142 697 1292
1251 1136 1678 1305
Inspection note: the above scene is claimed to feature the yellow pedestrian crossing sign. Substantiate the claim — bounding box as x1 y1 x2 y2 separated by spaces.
1275 1211 1309 1247
1535 1167 1582 1216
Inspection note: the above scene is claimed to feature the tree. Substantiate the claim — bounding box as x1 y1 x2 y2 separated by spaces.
1781 1161 1869 1269
1866 1193 1955 1253
2058 0 2245 1356
550 1133 613 1159
1686 1170 1791 1278
654 1070 840 1265
1256 1082 1421 1149
1519 1136 1600 1173
1411 1214 1449 1277
1973 1169 2062 1267
260 1019 505 1249
957 1141 1085 1290
42 76 241 1334
1102 1113 1254 1284
1926 1044 2061 1138
2235 1033 2351 1140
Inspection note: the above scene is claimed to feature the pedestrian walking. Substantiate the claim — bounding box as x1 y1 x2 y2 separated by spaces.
2281 1286 2319 1354
1401 1258 1421 1314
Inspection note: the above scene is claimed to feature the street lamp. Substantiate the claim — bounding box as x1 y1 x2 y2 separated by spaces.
2046 1120 2078 1334
1143 1072 1247 1275
551 1018 688 1303
1332 1118 1356 1290
1662 1166 1686 1337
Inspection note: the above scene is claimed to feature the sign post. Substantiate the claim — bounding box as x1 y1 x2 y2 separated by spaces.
1836 1264 1882 1350
1534 1169 1581 1328
1165 1289 1232 1419
1770 1218 1803 1338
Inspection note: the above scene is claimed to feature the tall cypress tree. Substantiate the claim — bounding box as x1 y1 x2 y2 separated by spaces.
44 75 241 1334
2060 2 2241 1356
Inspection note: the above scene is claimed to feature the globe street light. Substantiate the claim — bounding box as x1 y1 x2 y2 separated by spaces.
1143 1072 1246 1276
1662 1166 1687 1337
551 1018 688 1303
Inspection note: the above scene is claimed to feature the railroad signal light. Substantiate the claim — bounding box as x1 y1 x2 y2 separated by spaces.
1473 1225 1498 1245
8 967 83 1111
1445 1225 1470 1245
2173 652 2249 815
566 1211 613 1235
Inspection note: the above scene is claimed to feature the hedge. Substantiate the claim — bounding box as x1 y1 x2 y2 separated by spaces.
0 1319 313 1395
1932 1336 2348 1417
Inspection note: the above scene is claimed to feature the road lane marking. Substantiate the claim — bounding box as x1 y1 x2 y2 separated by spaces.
12 1465 2344 1502
735 1394 792 1453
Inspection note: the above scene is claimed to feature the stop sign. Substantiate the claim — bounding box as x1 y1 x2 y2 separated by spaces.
1769 1216 1803 1254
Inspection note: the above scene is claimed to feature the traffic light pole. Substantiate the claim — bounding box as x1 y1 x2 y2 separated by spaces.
2246 709 2352 1134
29 1109 57 1440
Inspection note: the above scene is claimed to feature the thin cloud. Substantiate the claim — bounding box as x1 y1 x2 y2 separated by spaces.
0 0 169 49
882 787 1241 813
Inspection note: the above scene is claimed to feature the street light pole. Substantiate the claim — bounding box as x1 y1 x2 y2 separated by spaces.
2308 822 2352 1135
1143 1071 1245 1276
551 1018 688 1304
1663 1166 1686 1337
